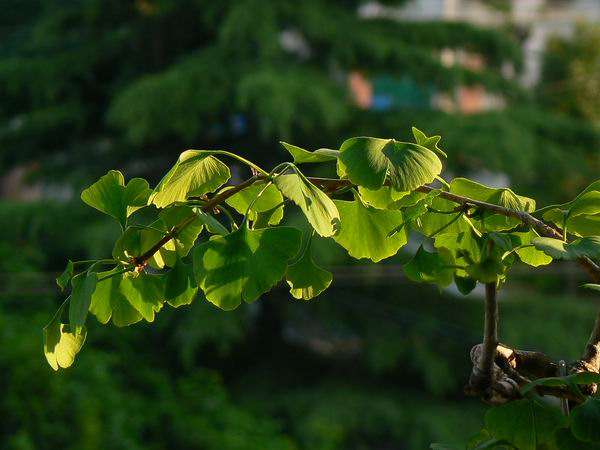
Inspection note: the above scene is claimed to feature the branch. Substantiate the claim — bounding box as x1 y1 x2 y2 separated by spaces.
308 177 600 283
133 175 260 265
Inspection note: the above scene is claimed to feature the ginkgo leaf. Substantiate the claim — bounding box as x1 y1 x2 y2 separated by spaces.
450 178 535 231
81 170 151 228
357 186 408 209
338 137 442 191
119 273 165 322
333 198 408 262
532 236 600 260
69 272 97 334
194 226 302 310
571 398 600 443
411 127 447 158
274 171 340 237
412 197 471 237
485 399 567 450
511 231 552 267
56 260 74 291
403 246 454 287
225 181 284 225
112 208 204 269
149 150 231 208
163 259 198 307
280 142 338 163
543 191 600 237
44 301 87 371
90 269 143 327
286 239 332 300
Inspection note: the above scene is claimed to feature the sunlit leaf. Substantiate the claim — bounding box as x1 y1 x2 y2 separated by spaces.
81 170 151 228
357 186 408 209
280 142 338 163
89 269 143 327
43 301 87 371
194 226 302 310
274 171 340 237
533 236 600 260
69 272 97 334
450 178 535 232
119 272 165 322
412 126 447 158
511 231 553 267
338 137 442 191
333 198 408 262
149 151 231 208
225 181 284 225
286 239 332 300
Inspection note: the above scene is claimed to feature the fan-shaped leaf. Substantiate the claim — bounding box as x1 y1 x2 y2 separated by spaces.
485 399 567 450
280 142 338 163
571 398 600 443
81 170 151 228
149 151 231 208
286 240 332 300
194 226 302 310
44 301 87 371
274 172 340 237
338 137 442 191
225 181 284 225
333 198 408 262
69 272 97 334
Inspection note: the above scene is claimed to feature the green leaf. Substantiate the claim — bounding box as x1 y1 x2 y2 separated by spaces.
571 398 600 443
163 259 198 307
274 171 340 237
532 236 600 260
119 272 165 322
555 427 600 449
224 181 284 225
90 269 142 327
149 151 231 208
280 142 338 163
583 284 600 292
43 301 87 371
338 137 442 191
81 170 151 228
56 260 74 291
412 127 447 158
333 198 408 262
450 178 535 231
434 231 483 278
286 239 332 300
69 272 97 334
412 197 471 237
403 246 454 287
486 399 567 450
511 231 553 267
454 274 477 295
112 208 204 269
194 226 302 310
357 186 408 209
194 210 229 235
466 256 505 284
522 372 600 396
543 191 600 238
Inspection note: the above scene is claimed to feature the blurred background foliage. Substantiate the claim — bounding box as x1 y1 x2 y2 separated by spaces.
2 0 600 448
